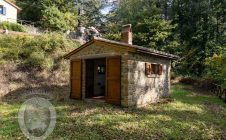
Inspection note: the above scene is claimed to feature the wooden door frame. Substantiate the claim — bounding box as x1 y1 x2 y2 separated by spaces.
70 55 122 105
84 57 106 98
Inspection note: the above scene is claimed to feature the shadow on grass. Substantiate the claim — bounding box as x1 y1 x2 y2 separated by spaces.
1 84 70 104
171 84 226 106
1 84 226 139
51 94 226 139
50 84 226 139
53 105 225 139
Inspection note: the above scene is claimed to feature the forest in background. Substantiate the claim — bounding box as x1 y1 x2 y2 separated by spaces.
6 0 226 86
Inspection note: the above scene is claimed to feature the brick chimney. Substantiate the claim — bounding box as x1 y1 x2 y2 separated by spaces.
121 24 132 45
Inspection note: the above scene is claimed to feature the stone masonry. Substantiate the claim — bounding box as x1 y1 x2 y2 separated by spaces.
127 52 171 107
70 43 171 107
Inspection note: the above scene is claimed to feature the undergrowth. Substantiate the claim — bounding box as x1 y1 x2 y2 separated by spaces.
0 33 79 70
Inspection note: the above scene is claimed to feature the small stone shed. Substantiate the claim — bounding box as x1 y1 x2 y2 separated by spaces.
64 25 178 107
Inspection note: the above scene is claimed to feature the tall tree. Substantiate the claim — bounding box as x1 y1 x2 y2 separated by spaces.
16 0 77 31
104 0 179 51
171 0 226 75
16 0 75 22
74 0 109 28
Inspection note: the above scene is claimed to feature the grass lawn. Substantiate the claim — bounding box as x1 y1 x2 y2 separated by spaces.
0 84 226 140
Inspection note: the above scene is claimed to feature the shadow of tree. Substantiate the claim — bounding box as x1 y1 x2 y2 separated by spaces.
1 85 70 104
50 98 226 139
0 63 69 98
171 84 226 107
48 83 226 139
1 83 226 139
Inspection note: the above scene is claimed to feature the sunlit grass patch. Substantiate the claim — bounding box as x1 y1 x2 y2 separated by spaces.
0 84 226 139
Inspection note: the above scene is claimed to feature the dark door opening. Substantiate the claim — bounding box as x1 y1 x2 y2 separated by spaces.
85 58 106 100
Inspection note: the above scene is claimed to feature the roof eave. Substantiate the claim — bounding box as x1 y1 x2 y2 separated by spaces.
4 0 22 11
136 49 179 60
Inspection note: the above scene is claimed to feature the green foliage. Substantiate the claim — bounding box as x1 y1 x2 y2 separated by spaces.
0 22 26 32
12 0 226 84
17 0 76 22
103 0 225 80
171 0 226 76
104 0 179 51
0 33 79 70
115 0 160 26
16 0 107 31
134 16 176 49
16 0 77 32
102 33 121 41
42 6 77 32
25 51 47 68
79 0 104 27
204 53 226 87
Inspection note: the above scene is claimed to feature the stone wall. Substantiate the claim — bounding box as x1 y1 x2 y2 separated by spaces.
69 42 171 107
70 43 129 106
127 52 171 107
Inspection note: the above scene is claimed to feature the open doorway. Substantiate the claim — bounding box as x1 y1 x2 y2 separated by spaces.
85 58 106 101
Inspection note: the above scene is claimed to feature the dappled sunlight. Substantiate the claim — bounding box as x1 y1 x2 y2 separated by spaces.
168 101 205 114
146 114 172 122
70 108 99 117
0 84 226 139
0 105 19 117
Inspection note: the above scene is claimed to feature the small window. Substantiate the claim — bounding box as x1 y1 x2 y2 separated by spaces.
151 64 159 74
3 7 6 15
0 6 6 15
97 65 105 74
145 63 163 76
0 6 3 15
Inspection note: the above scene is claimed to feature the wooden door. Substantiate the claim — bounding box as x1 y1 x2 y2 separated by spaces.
71 59 82 99
106 56 121 105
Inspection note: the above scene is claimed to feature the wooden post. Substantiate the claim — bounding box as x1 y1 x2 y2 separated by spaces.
211 83 226 103
217 85 221 97
218 85 223 99
223 89 226 103
211 83 215 94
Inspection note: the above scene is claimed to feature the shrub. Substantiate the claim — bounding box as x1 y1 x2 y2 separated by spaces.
42 6 77 32
0 33 79 70
204 53 226 87
102 33 121 41
0 21 26 32
24 51 46 68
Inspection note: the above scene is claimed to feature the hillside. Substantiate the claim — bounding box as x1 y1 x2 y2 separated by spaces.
0 33 79 99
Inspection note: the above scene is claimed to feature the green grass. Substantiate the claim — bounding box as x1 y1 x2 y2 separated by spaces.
0 84 226 140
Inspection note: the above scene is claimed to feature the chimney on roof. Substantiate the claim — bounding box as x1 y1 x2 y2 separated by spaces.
121 24 132 45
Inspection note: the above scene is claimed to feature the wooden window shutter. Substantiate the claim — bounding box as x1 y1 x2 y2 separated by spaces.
3 7 6 15
158 64 163 75
106 56 121 105
145 63 152 75
70 59 82 99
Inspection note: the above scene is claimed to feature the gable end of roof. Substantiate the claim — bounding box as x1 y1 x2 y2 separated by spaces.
64 37 179 60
